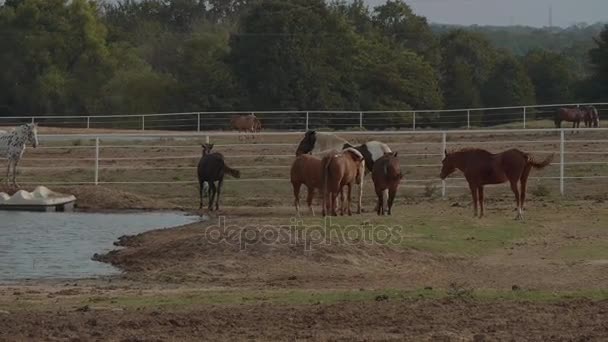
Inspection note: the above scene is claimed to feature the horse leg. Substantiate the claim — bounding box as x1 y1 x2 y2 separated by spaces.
208 182 216 211
478 186 485 218
338 187 345 216
346 184 352 216
509 180 522 220
5 160 11 186
306 187 315 216
520 166 532 219
388 186 397 216
376 189 383 216
293 182 302 216
469 184 479 218
11 158 20 188
199 181 205 209
215 179 223 211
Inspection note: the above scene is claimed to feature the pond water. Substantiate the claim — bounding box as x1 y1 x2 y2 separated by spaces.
0 211 198 282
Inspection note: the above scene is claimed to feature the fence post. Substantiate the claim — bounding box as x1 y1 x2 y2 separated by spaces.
141 115 145 131
560 130 564 196
359 112 363 129
305 112 309 131
441 132 447 198
205 135 210 144
197 113 201 132
86 116 90 129
412 111 416 131
31 117 35 124
523 107 527 129
94 137 99 186
467 110 470 129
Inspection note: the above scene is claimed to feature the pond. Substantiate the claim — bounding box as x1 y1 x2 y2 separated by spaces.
0 211 198 282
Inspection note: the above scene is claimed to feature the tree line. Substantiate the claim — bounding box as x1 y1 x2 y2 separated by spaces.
0 0 607 128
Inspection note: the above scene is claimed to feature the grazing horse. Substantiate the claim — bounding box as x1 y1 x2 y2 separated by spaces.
555 107 585 131
0 123 39 187
290 154 324 216
583 106 600 128
230 114 259 140
371 152 403 215
295 130 391 211
197 143 241 211
321 148 365 217
440 148 553 220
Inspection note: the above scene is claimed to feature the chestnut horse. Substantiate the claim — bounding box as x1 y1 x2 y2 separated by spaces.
230 114 260 140
290 154 324 216
372 152 403 215
197 143 241 211
440 148 554 220
555 107 585 131
321 148 365 217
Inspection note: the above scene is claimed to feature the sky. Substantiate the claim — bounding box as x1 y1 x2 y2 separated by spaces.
365 0 608 27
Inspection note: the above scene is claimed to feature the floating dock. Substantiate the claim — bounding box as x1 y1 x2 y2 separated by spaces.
0 186 76 212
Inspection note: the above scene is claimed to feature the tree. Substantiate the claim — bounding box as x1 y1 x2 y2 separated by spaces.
482 55 535 124
523 49 576 105
439 30 498 110
371 0 440 67
587 25 608 100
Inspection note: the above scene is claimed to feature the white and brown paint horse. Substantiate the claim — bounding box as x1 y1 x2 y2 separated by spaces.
0 123 39 187
295 130 393 211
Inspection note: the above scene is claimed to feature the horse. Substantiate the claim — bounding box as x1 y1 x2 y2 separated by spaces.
582 106 600 128
290 154 324 216
197 143 241 211
555 107 585 131
0 123 39 187
371 152 403 216
321 148 365 217
230 114 259 140
440 148 554 220
295 130 391 211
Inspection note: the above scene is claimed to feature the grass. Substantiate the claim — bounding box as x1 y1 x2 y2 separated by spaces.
4 287 607 312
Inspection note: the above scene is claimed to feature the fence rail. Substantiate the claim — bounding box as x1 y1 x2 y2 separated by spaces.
0 102 606 132
5 128 607 201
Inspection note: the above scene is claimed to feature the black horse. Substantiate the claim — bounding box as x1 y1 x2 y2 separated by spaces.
197 143 240 211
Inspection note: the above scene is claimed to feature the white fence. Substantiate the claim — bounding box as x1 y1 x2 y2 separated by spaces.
10 128 608 199
1 102 606 132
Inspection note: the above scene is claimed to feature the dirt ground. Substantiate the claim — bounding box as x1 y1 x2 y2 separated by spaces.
1 127 607 340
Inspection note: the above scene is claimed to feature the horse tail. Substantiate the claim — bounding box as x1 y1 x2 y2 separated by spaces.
321 154 333 209
224 164 241 178
527 153 554 169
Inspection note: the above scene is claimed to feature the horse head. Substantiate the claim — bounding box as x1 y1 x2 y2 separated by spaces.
23 123 38 148
295 130 316 156
440 149 456 180
201 143 214 156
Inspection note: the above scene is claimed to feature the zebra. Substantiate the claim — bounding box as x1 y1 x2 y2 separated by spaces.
0 123 39 187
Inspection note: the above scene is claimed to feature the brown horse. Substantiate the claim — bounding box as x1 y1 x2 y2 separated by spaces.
582 106 600 128
197 143 241 211
371 152 403 216
440 148 554 220
290 154 324 216
555 107 585 130
321 148 365 217
230 114 259 140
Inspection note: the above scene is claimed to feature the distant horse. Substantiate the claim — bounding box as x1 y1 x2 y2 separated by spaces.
290 154 324 216
321 148 365 217
440 148 553 220
296 130 391 211
582 106 600 128
555 107 585 131
0 123 39 187
197 143 241 211
230 114 259 140
372 152 403 216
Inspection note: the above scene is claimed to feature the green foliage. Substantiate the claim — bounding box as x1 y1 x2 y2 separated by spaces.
523 49 576 106
482 55 536 108
586 25 608 101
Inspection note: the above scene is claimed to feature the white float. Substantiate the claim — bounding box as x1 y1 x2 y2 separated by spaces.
0 186 76 212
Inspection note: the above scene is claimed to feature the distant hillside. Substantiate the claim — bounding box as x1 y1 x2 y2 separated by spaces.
432 23 605 75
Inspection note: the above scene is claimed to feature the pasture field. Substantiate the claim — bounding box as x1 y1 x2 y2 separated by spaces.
0 127 607 341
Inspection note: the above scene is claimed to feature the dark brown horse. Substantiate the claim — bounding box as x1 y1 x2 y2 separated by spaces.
371 152 403 215
555 107 585 130
197 143 241 211
290 154 324 216
582 106 600 128
321 148 365 217
440 148 553 220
